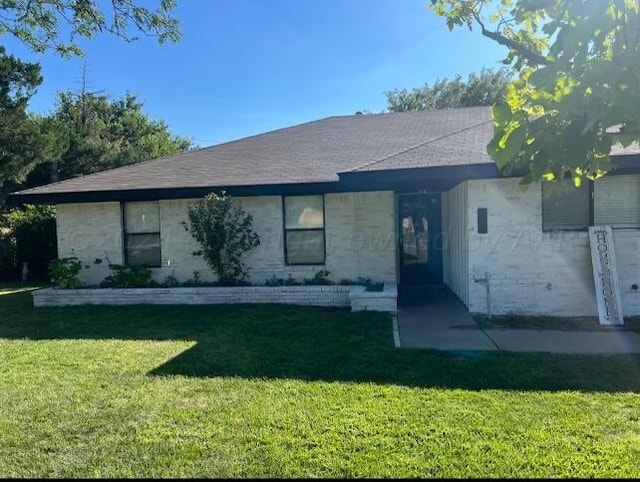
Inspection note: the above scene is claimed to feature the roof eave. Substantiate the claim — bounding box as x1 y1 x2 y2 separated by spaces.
8 181 346 206
9 154 640 206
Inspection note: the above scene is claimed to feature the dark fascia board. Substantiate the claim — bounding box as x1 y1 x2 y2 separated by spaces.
9 181 350 206
338 162 501 188
9 155 640 206
340 155 640 191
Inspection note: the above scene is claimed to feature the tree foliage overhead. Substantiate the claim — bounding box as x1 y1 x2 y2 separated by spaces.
429 0 640 183
0 46 43 188
0 0 180 57
386 68 511 112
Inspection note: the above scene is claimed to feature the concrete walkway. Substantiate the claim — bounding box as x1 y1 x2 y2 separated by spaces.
398 294 498 351
485 328 640 354
397 291 640 354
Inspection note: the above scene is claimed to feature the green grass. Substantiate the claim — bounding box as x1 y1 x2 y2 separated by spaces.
1 285 640 477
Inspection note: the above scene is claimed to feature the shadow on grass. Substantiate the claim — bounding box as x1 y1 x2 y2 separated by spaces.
2 289 640 392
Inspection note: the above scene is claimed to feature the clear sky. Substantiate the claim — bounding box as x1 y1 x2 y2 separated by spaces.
3 0 506 147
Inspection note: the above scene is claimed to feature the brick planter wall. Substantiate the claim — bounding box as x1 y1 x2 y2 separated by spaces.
349 283 398 312
32 284 398 312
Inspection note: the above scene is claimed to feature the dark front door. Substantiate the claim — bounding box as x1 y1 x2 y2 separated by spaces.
399 193 443 285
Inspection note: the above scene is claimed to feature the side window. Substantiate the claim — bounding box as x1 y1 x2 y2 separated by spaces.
542 180 590 231
594 174 640 228
283 195 325 265
123 202 161 267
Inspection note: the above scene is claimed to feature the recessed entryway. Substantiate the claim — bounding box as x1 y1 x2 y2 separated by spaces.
398 193 443 286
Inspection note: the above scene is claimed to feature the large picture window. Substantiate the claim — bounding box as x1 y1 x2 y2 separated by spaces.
283 195 325 265
123 202 161 267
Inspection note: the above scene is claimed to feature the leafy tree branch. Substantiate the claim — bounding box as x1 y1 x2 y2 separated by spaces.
429 0 640 183
0 0 180 57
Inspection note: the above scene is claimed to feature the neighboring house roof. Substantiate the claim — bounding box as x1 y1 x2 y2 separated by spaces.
11 106 640 203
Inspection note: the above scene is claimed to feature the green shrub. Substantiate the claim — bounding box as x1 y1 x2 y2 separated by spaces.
162 274 180 287
183 192 260 285
363 281 384 292
0 218 16 281
0 205 56 281
101 264 156 288
284 275 302 286
11 205 57 279
339 276 384 291
183 271 205 287
303 270 334 286
265 275 284 287
48 257 84 289
265 275 302 286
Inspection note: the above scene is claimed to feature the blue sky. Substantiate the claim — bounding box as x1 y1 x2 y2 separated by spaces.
3 0 506 147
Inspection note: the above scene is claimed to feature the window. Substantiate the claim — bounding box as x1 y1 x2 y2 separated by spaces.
542 180 591 231
283 195 325 265
123 202 161 267
542 174 640 231
594 174 640 228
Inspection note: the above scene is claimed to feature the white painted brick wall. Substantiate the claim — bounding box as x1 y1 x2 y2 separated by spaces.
33 284 398 312
33 286 352 308
349 283 398 312
55 191 397 287
465 178 640 317
442 181 469 305
56 202 124 286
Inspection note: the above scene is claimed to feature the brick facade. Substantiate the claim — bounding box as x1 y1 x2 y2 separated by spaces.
55 191 397 287
461 178 640 317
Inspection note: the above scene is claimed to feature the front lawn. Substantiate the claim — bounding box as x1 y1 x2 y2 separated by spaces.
1 285 639 477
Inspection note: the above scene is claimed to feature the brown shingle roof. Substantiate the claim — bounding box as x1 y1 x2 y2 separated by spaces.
14 107 493 196
13 105 640 199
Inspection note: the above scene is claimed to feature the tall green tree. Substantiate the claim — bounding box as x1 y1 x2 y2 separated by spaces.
430 0 640 183
386 68 511 112
0 46 43 197
0 0 180 57
27 91 193 185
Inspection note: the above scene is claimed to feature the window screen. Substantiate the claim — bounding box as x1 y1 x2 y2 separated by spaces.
123 202 161 266
283 195 325 264
594 174 640 228
542 180 590 231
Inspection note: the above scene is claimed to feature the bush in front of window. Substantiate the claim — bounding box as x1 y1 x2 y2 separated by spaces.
183 192 260 286
183 271 206 287
101 264 156 289
48 257 85 289
303 270 334 286
162 274 181 287
264 274 303 286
